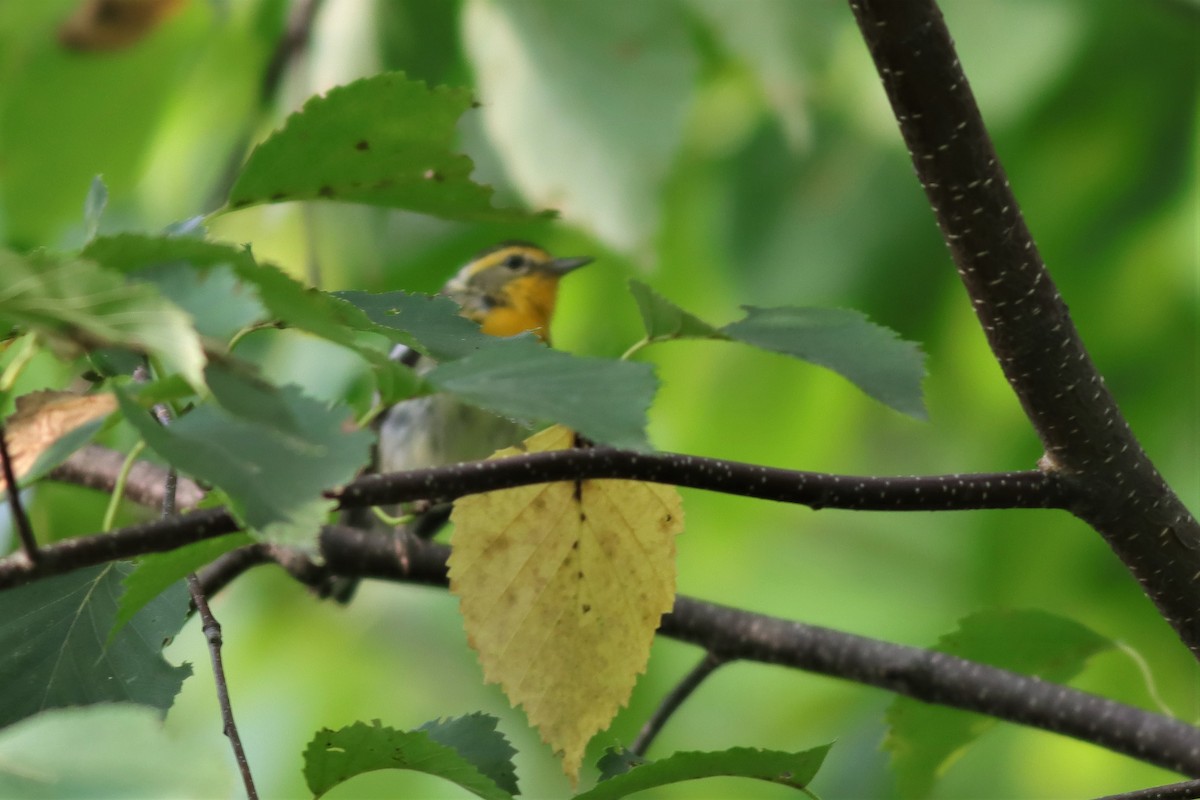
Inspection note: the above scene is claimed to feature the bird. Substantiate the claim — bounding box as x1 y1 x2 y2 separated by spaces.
330 241 591 597
376 241 592 477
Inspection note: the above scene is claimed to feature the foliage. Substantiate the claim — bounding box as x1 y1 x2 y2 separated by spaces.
0 1 1194 798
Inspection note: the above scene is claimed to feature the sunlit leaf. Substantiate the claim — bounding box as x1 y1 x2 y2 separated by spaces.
449 425 684 783
462 0 696 250
0 250 206 391
226 73 538 222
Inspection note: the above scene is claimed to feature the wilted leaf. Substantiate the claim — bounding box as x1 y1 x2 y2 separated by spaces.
449 425 684 783
303 720 513 800
226 73 538 222
0 564 191 729
0 391 117 491
579 744 832 799
884 610 1113 799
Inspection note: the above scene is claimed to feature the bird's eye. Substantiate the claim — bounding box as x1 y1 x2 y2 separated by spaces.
503 254 525 269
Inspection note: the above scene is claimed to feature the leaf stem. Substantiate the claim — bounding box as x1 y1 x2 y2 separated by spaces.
102 440 144 532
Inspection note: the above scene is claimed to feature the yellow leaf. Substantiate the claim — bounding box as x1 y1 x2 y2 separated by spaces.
449 425 683 784
1 391 117 490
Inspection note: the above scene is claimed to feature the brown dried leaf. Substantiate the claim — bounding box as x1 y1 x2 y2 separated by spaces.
59 0 188 52
1 391 117 490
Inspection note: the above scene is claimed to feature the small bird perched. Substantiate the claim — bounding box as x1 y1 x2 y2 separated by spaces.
377 241 592 477
331 241 591 597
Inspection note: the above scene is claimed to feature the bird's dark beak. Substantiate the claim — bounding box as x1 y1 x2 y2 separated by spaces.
546 255 593 275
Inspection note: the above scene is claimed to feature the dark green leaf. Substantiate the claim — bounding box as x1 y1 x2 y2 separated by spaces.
576 745 832 799
595 747 647 781
335 290 502 362
111 534 252 642
628 280 723 341
0 250 205 390
303 720 513 800
427 340 656 450
0 564 191 729
226 73 540 222
115 379 372 546
133 261 265 342
417 713 519 796
723 306 927 419
885 610 1114 799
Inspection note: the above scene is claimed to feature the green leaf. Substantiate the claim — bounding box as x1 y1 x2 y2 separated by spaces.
84 234 423 402
111 534 252 642
723 306 927 419
335 290 501 362
462 0 697 250
576 745 832 799
226 72 537 222
303 720 514 800
426 340 656 450
0 250 206 391
133 261 266 342
0 564 191 729
885 610 1114 799
0 705 232 799
417 713 520 796
628 280 723 341
115 376 373 546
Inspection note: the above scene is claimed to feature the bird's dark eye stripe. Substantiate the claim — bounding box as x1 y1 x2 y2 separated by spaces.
503 254 525 269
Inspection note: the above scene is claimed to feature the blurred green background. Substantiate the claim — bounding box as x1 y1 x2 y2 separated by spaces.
0 0 1196 797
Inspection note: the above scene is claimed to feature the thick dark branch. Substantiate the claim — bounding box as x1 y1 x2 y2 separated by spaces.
312 530 1200 778
5 447 1066 590
334 449 1067 513
0 507 237 590
846 0 1200 656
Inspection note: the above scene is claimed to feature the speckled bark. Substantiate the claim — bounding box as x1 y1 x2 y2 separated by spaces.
847 0 1200 656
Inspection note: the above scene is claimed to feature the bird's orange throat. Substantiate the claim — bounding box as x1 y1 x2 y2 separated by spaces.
479 274 561 341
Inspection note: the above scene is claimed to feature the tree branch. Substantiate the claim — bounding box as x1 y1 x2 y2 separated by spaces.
332 448 1068 513
846 0 1200 655
311 530 1200 778
50 444 205 511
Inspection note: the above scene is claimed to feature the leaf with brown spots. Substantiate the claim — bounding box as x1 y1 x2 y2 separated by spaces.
448 425 684 785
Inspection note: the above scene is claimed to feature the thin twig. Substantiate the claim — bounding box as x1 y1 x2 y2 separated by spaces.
186 573 259 800
0 422 38 561
144 374 258 800
631 651 726 756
